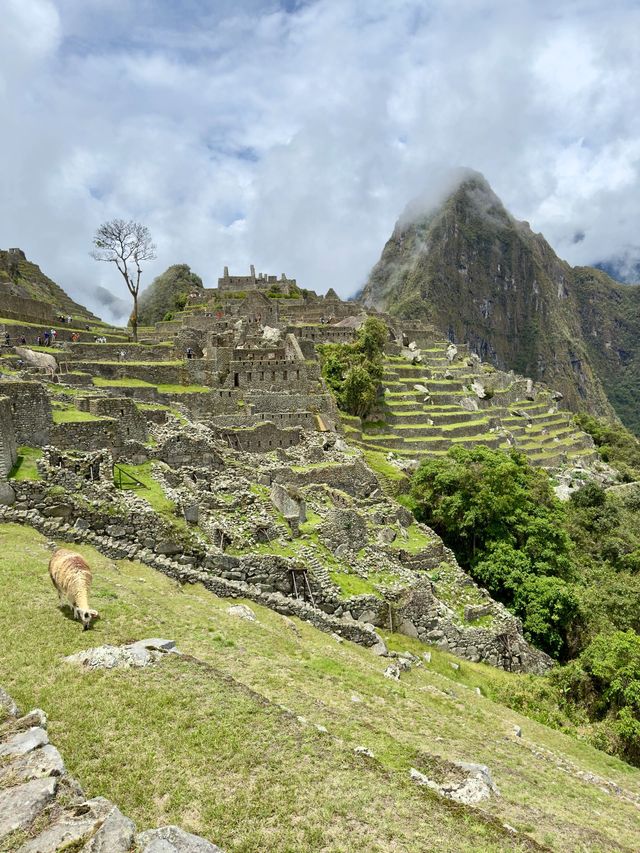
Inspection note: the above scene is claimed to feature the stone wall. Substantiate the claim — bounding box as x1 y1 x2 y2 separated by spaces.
0 381 52 446
0 396 17 478
288 325 357 344
218 266 297 294
80 397 148 443
223 359 309 390
0 294 55 323
270 459 379 498
50 419 118 452
212 421 302 453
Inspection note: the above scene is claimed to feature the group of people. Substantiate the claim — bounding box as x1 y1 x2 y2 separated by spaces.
3 332 28 347
36 329 59 346
56 313 74 325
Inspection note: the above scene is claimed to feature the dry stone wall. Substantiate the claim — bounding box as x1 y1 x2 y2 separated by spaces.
0 396 17 479
0 381 51 446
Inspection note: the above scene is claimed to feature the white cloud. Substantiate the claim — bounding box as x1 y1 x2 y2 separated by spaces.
1 0 640 322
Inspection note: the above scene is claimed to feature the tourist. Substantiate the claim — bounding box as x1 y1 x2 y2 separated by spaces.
36 336 42 346
118 350 126 362
20 335 26 345
4 332 10 347
186 347 193 359
43 332 50 346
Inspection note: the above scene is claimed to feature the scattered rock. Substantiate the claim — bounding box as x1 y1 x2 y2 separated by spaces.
0 776 57 840
12 709 47 732
370 637 388 656
422 651 432 664
16 796 113 853
383 663 401 680
410 761 499 805
513 725 522 738
0 686 19 718
354 746 374 758
470 379 486 399
0 726 49 758
0 743 65 785
82 805 136 852
137 825 224 852
226 604 256 622
396 618 418 639
65 639 178 670
450 662 460 671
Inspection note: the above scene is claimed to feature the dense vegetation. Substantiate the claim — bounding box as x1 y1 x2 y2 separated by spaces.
318 317 388 417
137 264 203 325
574 412 640 480
409 445 640 764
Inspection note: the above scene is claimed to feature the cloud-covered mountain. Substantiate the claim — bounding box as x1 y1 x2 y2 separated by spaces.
361 170 640 433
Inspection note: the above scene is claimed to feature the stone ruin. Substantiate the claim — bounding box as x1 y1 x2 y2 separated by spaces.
0 262 608 673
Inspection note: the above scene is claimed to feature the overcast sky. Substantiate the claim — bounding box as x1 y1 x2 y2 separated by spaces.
2 0 639 320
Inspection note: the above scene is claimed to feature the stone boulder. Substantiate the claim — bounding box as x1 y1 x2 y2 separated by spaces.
319 509 368 554
0 776 57 840
15 347 58 375
65 639 178 670
226 604 256 622
137 825 224 852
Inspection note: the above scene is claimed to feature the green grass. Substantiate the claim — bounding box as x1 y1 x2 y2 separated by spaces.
388 522 433 554
8 446 42 480
1 523 639 852
157 384 210 394
137 403 171 411
51 406 106 423
113 462 176 517
93 377 154 388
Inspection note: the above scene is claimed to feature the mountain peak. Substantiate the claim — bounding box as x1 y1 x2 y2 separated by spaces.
360 173 640 430
397 168 502 232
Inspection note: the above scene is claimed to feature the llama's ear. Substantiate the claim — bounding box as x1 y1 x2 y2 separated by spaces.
90 610 99 618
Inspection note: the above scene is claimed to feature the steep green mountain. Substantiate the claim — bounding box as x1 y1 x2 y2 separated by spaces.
0 248 99 320
572 267 640 434
137 263 203 326
361 171 640 432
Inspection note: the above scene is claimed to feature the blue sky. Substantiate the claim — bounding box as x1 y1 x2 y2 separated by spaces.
2 0 640 319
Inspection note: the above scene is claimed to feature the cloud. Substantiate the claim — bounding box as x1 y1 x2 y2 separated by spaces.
1 0 640 323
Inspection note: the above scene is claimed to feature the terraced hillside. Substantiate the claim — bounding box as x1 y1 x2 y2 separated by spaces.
0 248 100 323
342 338 596 469
2 524 640 853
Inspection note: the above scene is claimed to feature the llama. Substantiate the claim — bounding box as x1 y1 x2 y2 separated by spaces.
48 548 99 630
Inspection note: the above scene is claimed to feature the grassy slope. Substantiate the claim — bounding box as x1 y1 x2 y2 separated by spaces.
1 523 639 852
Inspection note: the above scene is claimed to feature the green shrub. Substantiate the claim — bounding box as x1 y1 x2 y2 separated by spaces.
553 631 640 764
318 318 388 418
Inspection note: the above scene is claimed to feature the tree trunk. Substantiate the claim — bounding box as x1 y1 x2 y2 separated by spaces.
131 292 138 342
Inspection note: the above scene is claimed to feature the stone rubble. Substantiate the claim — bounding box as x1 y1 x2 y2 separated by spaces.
64 638 179 670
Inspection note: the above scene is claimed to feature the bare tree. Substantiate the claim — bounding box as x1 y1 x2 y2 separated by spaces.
91 219 156 341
